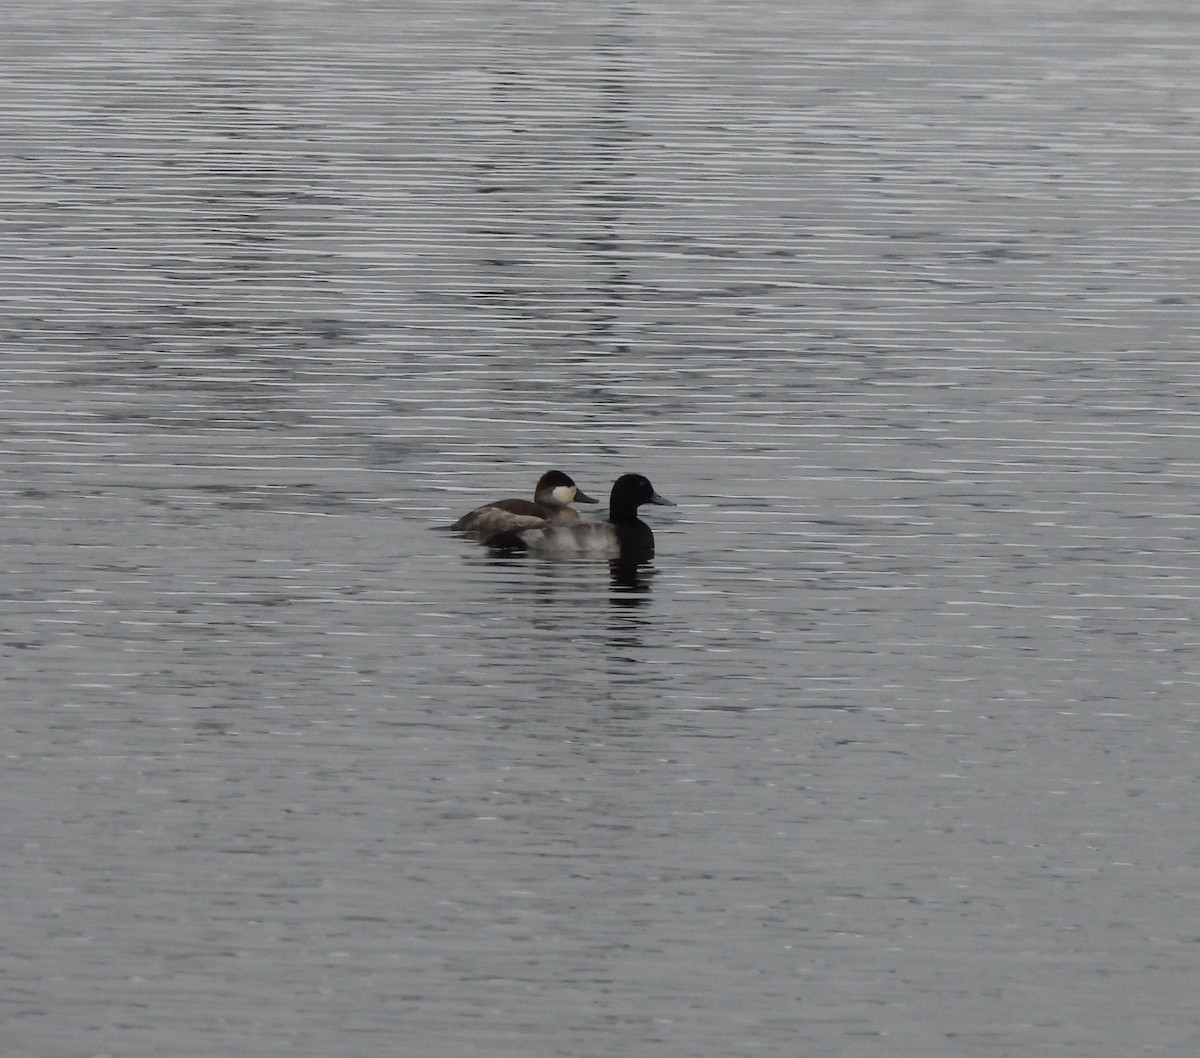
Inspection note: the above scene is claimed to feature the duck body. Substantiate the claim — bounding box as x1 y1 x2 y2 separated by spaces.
451 470 597 534
486 473 674 563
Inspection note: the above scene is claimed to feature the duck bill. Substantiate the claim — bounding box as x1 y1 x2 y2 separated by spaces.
649 491 676 507
574 489 600 504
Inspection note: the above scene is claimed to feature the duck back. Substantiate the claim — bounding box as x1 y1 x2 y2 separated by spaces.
452 499 580 534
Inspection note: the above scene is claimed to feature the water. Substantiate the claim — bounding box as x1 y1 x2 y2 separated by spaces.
3 1 1199 1055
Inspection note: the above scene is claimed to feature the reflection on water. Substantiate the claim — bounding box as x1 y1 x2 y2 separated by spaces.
608 559 657 597
3 1 1200 1056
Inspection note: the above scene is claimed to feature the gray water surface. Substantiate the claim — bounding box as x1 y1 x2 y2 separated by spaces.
3 2 1199 1056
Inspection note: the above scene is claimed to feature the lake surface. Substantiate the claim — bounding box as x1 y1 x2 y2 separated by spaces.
3 1 1198 1055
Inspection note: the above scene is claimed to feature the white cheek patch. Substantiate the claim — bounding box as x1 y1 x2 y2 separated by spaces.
551 485 575 505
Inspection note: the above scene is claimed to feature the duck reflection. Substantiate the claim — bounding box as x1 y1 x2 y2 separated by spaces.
608 558 655 601
462 474 673 684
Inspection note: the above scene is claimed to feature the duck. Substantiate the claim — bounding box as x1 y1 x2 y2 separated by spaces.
451 469 598 535
485 473 674 563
